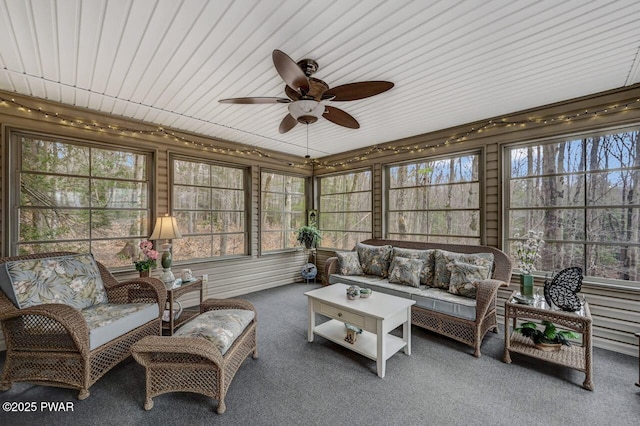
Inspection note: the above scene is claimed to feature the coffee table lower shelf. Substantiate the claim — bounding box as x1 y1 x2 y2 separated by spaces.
314 320 406 361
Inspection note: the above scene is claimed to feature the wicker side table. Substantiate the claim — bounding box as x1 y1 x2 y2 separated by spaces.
163 279 203 335
503 291 593 390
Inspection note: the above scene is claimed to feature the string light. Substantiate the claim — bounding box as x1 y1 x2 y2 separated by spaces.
1 95 639 170
314 98 640 170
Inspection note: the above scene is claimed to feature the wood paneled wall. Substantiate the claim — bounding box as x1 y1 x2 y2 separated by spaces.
0 91 311 350
1 85 640 356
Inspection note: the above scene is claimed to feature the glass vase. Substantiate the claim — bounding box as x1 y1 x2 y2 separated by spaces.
520 274 534 297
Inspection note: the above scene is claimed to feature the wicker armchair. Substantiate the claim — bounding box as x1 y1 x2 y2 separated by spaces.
131 298 258 414
324 239 513 357
0 252 166 399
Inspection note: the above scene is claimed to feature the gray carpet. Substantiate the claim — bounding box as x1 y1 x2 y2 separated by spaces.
0 283 638 426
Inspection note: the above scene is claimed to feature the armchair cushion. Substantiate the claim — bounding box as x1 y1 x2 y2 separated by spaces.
173 309 255 355
356 242 392 277
1 253 107 309
81 302 159 350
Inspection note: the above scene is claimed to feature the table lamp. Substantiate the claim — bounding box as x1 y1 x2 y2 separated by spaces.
149 215 182 288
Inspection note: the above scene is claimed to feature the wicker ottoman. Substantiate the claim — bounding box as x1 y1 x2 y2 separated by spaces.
131 298 258 414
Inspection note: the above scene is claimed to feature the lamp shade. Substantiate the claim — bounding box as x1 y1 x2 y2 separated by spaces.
149 215 182 240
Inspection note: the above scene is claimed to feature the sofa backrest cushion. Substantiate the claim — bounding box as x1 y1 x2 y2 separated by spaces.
354 239 513 283
1 253 107 309
391 247 434 286
433 249 494 290
336 251 364 276
388 257 424 288
356 242 392 277
447 259 492 299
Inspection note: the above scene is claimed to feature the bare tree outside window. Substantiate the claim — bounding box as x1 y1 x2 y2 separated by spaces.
261 172 306 252
172 158 247 260
16 135 150 267
319 170 372 250
386 154 481 245
506 129 640 282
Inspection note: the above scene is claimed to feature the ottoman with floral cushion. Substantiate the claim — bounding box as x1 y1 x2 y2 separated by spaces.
131 298 258 414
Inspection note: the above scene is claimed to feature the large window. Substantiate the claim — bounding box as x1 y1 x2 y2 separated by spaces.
386 153 481 244
172 158 248 260
13 134 151 267
319 170 372 250
260 172 306 252
505 128 640 283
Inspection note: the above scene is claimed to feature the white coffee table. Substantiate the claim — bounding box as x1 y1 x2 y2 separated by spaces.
305 283 415 378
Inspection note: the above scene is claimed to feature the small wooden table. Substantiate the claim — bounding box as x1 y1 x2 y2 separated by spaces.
305 283 415 378
503 291 593 390
162 279 203 335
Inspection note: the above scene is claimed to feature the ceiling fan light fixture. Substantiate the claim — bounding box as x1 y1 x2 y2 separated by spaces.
288 100 325 124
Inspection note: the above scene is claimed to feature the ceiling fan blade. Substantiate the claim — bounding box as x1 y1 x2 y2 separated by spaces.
323 105 359 129
279 114 298 134
219 97 290 104
284 85 301 101
273 49 309 93
323 81 394 101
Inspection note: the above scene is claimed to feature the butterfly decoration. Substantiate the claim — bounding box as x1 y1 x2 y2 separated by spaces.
543 267 583 312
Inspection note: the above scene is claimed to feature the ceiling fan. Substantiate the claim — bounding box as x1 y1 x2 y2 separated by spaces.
219 50 394 134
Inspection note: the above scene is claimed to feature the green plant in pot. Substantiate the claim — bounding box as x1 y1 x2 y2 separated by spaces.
296 225 322 249
515 320 579 351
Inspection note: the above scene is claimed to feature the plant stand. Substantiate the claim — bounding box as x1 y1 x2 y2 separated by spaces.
503 290 594 390
301 248 317 284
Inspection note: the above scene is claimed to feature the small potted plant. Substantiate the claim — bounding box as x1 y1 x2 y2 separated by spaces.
515 320 579 352
296 225 322 249
133 240 158 277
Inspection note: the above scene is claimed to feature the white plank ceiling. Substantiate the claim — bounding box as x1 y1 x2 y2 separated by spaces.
1 0 640 158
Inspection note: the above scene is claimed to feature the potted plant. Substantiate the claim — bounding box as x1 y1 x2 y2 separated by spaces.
132 240 158 277
296 225 322 249
515 320 579 352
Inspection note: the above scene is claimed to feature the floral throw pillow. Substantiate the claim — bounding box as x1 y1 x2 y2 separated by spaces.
433 250 494 289
447 259 492 299
388 257 424 288
337 251 364 276
392 247 434 286
356 243 392 277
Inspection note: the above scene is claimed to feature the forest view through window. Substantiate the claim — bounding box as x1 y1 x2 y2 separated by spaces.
319 170 372 250
15 134 151 268
172 158 247 261
261 172 306 252
386 154 481 244
505 129 640 283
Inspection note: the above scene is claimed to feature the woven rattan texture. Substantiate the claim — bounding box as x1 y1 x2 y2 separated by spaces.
503 292 593 390
131 298 258 414
324 239 513 357
0 252 165 399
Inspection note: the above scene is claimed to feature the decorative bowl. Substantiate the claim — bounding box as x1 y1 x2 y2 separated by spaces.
346 285 360 299
359 288 372 298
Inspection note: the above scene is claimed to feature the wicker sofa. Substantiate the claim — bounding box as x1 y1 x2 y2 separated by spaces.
324 239 513 357
0 252 166 399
